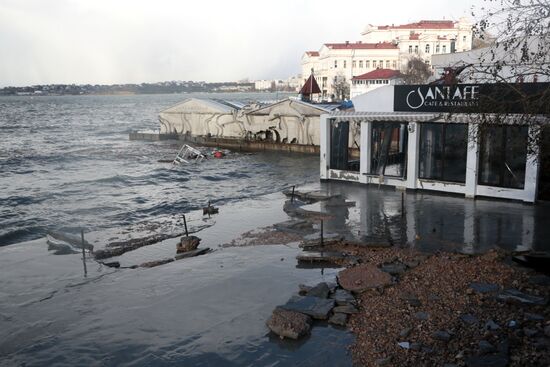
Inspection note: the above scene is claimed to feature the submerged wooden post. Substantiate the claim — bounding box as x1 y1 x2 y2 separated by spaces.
183 214 189 237
291 185 295 203
81 229 87 277
401 192 404 218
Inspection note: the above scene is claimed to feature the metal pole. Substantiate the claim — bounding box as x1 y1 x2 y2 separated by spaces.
183 215 189 237
291 185 295 203
401 192 404 218
81 229 87 277
320 219 324 246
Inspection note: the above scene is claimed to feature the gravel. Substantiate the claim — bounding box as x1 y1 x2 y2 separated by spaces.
323 243 550 366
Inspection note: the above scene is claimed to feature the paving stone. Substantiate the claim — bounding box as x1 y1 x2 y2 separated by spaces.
307 282 330 298
497 289 548 305
469 282 500 294
485 320 500 331
380 262 407 275
328 312 348 326
333 304 359 314
333 288 356 306
460 314 479 325
432 330 452 342
524 312 544 321
279 295 335 320
415 311 429 320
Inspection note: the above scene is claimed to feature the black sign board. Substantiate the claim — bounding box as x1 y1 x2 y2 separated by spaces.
393 83 550 114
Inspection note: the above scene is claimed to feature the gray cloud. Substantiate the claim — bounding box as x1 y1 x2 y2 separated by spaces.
0 0 483 86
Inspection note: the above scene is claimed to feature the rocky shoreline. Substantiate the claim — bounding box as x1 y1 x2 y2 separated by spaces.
308 243 549 366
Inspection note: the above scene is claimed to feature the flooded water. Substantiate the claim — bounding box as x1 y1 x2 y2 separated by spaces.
0 92 308 246
0 194 354 367
315 181 550 254
2 93 549 366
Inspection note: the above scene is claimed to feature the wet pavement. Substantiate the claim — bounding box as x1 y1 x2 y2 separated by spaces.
314 181 550 254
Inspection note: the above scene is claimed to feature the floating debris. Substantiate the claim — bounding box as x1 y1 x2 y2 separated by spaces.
203 201 219 216
173 144 205 165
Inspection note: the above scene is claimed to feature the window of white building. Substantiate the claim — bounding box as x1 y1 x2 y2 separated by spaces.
334 60 338 68
442 45 447 53
414 45 418 54
352 60 356 68
419 123 468 183
370 122 408 178
379 60 383 68
479 126 528 189
386 60 390 68
436 44 440 53
359 60 363 68
425 44 430 53
408 45 413 53
344 60 347 68
392 60 397 69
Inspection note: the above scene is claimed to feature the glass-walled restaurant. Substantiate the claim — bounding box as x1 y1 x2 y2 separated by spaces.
320 113 543 203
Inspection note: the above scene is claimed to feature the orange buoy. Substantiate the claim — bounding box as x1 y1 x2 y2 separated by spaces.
213 151 224 158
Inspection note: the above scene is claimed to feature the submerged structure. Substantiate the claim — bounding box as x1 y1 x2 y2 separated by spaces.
320 82 550 203
155 97 342 148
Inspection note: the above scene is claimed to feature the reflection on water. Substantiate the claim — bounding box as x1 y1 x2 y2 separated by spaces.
319 181 550 254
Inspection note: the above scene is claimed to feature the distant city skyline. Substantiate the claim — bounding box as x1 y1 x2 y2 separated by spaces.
0 0 487 87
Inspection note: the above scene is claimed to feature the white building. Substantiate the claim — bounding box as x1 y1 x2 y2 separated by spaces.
254 80 273 91
302 18 474 99
301 42 400 100
350 68 403 98
361 18 473 66
319 83 549 203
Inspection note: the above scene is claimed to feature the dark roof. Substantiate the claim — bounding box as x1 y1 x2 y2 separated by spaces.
299 74 321 95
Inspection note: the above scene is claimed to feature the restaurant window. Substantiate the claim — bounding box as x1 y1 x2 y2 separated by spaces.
478 126 528 189
370 122 408 178
330 120 359 172
419 123 468 183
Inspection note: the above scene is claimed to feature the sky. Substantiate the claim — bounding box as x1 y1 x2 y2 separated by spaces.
0 0 487 87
